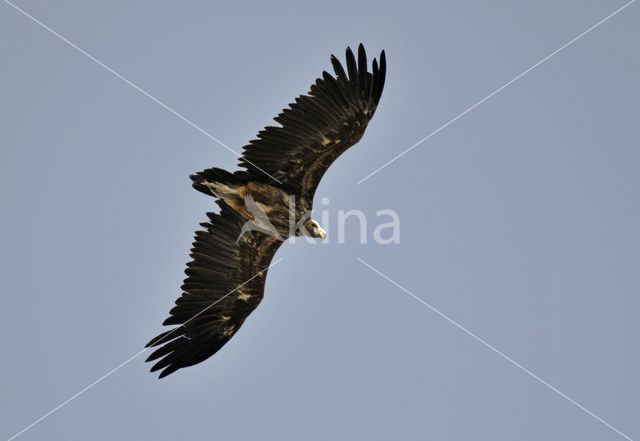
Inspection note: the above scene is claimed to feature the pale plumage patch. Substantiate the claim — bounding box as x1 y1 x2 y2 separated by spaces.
223 325 236 336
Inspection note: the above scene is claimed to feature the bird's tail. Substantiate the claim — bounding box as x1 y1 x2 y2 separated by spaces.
190 167 248 198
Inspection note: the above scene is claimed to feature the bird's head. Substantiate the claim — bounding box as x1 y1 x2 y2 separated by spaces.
299 218 327 240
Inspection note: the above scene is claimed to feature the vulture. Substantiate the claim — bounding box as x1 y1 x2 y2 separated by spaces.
146 44 386 378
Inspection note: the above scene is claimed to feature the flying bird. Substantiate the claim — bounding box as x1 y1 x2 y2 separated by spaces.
146 44 386 378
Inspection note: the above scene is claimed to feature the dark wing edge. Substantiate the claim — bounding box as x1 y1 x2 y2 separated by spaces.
145 201 282 378
238 43 386 199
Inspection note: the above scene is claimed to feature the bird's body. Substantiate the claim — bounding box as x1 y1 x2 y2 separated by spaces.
146 44 386 378
197 179 316 241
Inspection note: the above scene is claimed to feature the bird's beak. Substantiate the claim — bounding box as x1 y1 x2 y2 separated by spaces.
318 227 327 240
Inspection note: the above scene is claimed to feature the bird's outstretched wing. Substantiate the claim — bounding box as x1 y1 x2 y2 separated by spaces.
145 200 282 378
239 43 386 200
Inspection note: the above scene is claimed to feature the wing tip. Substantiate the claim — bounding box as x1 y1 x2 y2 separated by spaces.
145 332 165 348
375 49 387 102
158 367 179 379
339 44 387 103
379 49 387 74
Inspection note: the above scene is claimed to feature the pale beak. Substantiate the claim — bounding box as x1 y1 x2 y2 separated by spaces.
317 227 327 240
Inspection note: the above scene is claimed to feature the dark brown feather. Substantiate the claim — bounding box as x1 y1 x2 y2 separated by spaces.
145 200 283 378
239 44 386 199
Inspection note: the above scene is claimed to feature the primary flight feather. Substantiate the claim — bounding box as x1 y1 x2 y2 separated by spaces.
146 44 386 378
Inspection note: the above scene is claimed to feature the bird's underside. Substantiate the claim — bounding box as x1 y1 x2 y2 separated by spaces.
146 44 386 378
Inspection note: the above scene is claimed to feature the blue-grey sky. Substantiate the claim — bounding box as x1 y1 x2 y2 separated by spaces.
1 1 638 440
